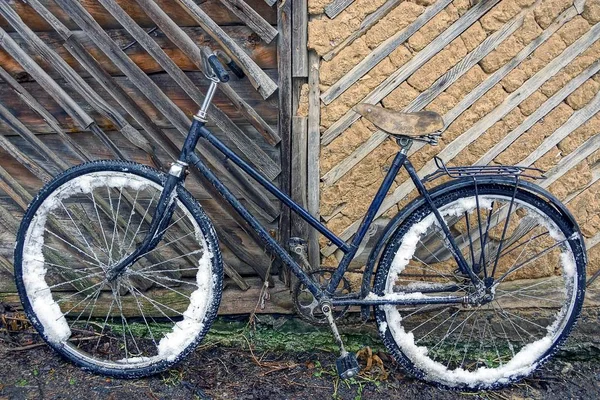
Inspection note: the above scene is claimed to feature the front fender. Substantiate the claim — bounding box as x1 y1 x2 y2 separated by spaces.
359 176 583 320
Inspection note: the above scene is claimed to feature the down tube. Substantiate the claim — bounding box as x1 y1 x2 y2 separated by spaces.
187 152 321 296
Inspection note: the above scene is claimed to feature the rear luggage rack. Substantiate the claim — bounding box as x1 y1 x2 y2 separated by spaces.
423 157 545 182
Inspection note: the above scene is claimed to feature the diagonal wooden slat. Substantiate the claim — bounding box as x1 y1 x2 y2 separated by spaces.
322 0 402 62
325 0 355 19
321 0 501 144
321 10 526 186
96 0 281 181
478 59 600 166
175 0 278 99
321 0 452 106
321 21 600 256
133 0 281 146
218 0 278 43
520 89 600 167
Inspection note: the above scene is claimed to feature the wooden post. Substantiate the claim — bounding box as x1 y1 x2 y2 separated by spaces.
307 51 321 268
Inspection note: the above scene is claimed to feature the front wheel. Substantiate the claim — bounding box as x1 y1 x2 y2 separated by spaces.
14 161 223 378
373 182 585 390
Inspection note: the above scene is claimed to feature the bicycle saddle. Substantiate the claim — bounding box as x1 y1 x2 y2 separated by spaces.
353 103 444 137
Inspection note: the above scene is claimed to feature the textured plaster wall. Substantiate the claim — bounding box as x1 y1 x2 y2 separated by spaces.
301 0 600 275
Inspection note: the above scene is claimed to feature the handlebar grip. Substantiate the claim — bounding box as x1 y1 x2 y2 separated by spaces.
208 55 230 83
227 60 246 79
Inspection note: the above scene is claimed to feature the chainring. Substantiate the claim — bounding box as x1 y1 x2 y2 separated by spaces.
292 269 352 325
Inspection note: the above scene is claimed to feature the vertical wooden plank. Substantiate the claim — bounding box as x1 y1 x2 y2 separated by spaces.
292 0 308 77
307 50 321 268
291 116 308 236
278 0 293 282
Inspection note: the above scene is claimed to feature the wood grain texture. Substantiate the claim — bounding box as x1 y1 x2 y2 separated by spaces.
1 0 276 32
175 0 278 99
307 51 321 268
325 0 354 19
292 0 308 77
218 0 278 43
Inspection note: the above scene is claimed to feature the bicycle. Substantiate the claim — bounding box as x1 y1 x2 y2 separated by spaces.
13 48 586 390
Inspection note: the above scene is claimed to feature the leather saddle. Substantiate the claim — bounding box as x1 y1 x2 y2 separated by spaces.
353 104 444 142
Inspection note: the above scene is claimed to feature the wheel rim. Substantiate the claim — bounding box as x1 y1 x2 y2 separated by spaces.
20 171 217 370
380 195 579 388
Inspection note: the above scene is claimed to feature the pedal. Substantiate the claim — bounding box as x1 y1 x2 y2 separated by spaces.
336 352 360 379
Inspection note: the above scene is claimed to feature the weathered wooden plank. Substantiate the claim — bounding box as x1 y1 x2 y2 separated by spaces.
0 72 278 134
96 0 281 181
479 58 600 166
521 91 600 167
1 0 277 32
218 0 278 43
541 133 600 190
325 0 354 19
0 3 157 163
321 0 502 145
0 277 292 315
447 5 579 130
0 65 88 162
0 27 277 79
264 0 277 6
278 0 293 259
291 116 308 236
133 0 281 145
320 0 453 107
321 21 600 256
175 0 278 99
0 26 132 162
307 51 321 268
322 0 401 62
292 0 308 77
321 12 524 186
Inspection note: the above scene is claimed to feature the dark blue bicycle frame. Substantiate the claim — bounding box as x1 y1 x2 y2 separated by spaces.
112 117 476 308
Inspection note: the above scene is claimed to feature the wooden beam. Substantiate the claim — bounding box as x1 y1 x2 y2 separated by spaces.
96 0 281 181
218 0 278 43
322 0 401 62
320 0 453 107
292 0 308 77
325 0 354 19
321 21 600 256
175 0 278 99
320 11 525 186
291 116 309 237
278 0 293 276
133 0 281 146
307 51 321 268
541 133 600 189
479 58 600 166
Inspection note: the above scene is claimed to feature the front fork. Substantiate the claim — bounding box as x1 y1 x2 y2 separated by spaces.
106 81 219 282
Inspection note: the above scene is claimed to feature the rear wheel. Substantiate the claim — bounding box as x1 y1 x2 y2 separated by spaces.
373 183 585 390
14 161 223 378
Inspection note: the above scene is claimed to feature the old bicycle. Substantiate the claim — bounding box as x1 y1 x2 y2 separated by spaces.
14 48 586 390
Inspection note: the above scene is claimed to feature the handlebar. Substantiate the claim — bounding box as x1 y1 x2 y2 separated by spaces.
201 46 245 83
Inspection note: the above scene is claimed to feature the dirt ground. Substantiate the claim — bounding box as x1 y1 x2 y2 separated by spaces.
1 328 600 400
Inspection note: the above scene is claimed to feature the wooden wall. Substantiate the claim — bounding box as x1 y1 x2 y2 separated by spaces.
0 0 295 314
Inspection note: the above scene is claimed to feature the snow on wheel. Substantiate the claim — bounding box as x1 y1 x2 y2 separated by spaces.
14 161 223 378
373 184 585 390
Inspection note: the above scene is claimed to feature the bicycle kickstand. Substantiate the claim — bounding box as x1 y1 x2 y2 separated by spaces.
322 302 360 379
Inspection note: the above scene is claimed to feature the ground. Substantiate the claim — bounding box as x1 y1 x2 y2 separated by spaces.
1 314 600 400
